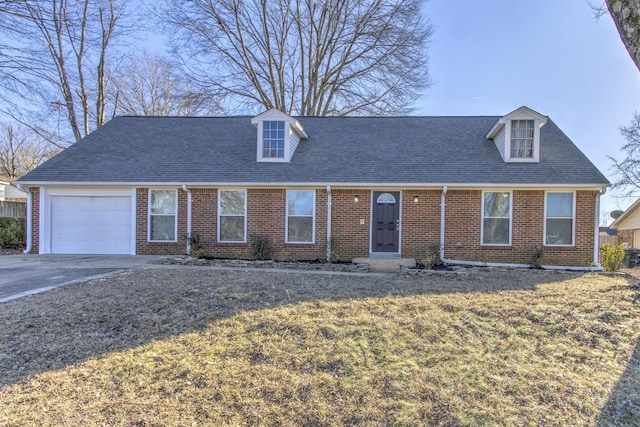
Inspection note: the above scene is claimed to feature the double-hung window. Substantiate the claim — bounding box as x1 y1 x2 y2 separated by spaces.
218 190 246 242
286 190 315 243
510 120 535 159
149 189 177 241
482 191 511 245
262 121 285 159
545 192 574 246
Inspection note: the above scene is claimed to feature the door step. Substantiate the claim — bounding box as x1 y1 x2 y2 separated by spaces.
352 257 416 273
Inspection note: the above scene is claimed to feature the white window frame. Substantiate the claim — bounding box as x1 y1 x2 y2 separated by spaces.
261 120 286 160
217 189 247 243
148 189 178 243
480 191 512 246
544 191 576 247
504 119 541 163
257 120 289 163
286 189 316 244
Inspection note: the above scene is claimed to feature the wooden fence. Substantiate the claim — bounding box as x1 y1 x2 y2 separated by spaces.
599 235 618 247
0 201 26 218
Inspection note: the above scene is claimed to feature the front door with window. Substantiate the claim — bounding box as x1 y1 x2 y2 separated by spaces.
371 191 400 253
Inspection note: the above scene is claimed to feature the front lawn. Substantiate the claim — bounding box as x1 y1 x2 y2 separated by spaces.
0 267 638 426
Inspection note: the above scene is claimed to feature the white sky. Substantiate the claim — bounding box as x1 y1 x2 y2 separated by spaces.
417 0 640 220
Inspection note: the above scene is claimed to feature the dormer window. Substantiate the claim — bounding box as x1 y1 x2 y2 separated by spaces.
486 106 547 163
262 121 285 158
251 109 308 163
510 120 534 158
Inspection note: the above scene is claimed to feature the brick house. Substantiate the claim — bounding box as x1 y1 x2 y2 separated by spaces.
15 106 609 268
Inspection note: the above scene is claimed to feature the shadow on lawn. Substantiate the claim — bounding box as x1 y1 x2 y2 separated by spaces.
0 266 601 386
597 278 640 426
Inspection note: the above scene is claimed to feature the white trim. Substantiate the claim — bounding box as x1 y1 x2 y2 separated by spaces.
130 188 137 255
504 119 540 163
39 187 46 254
285 189 316 244
544 191 576 247
217 189 247 243
486 106 548 139
148 189 179 243
480 190 512 246
15 181 609 191
39 187 135 254
256 120 289 163
369 190 402 255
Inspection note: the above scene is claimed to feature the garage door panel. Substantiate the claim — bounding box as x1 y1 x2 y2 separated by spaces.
50 195 133 254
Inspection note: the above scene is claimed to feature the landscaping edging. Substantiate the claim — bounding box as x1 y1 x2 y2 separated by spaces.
154 255 370 273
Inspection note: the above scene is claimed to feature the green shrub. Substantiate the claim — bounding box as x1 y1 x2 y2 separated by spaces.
601 243 625 272
0 217 25 250
250 234 271 260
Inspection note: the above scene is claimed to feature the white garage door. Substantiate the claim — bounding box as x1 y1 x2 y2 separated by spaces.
50 195 132 254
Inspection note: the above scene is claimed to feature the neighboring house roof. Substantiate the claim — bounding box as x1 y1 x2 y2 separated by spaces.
599 227 618 236
610 198 640 230
17 115 609 187
0 176 27 200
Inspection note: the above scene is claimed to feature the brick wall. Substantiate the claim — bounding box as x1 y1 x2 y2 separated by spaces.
617 229 633 247
29 187 39 254
401 190 441 258
443 189 597 267
136 188 189 255
138 188 327 260
132 186 599 266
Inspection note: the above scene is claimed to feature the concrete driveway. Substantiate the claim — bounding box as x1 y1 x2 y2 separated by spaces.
0 254 165 302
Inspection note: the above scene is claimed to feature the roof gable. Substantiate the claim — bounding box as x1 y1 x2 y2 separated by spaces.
611 198 640 229
486 106 548 139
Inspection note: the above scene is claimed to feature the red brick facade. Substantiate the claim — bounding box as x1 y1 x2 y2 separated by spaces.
26 186 599 266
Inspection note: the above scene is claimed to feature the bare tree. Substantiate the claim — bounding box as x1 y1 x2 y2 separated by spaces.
610 112 640 194
110 51 220 116
0 123 58 178
604 0 640 71
163 0 432 116
0 0 132 145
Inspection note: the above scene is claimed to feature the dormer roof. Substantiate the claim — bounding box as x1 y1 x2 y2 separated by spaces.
486 106 547 140
250 109 308 139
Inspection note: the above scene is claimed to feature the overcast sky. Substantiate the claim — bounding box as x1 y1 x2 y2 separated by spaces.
416 0 640 219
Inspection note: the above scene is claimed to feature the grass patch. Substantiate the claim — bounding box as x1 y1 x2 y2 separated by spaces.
0 268 639 425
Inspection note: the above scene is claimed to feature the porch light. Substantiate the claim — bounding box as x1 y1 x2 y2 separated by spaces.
354 195 359 203
414 195 419 203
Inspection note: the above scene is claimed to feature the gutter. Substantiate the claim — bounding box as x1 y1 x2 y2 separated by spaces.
326 185 332 262
13 180 609 191
439 185 604 271
593 187 607 268
182 185 192 255
15 183 32 254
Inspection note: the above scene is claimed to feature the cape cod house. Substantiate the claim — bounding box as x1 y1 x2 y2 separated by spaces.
14 106 609 268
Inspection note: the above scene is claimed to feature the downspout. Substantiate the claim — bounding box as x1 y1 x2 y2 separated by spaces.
593 187 607 268
182 185 192 255
439 185 602 271
15 183 32 254
326 185 332 262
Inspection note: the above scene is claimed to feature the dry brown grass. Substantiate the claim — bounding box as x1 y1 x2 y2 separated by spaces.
0 267 639 426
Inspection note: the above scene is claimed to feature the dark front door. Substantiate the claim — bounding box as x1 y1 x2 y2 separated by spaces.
371 191 400 253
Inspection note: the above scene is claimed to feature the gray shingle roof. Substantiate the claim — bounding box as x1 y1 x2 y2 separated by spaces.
18 115 609 186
